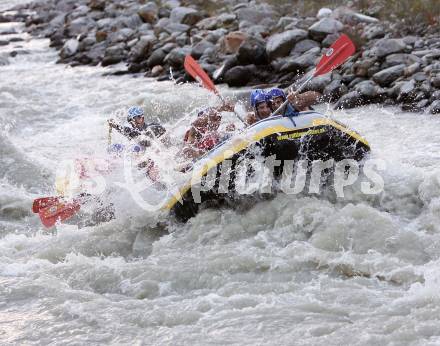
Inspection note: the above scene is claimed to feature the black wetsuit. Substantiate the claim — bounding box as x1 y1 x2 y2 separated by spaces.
113 122 166 146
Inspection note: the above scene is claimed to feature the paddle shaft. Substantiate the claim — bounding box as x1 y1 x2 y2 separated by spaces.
272 38 354 117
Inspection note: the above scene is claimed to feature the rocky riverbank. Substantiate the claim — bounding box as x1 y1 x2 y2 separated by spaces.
2 0 440 113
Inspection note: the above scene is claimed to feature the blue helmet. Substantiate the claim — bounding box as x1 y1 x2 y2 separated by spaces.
127 106 144 121
108 143 125 153
253 92 271 108
250 89 265 108
268 88 286 101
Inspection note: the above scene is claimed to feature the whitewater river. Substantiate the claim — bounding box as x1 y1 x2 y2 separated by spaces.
1 20 440 346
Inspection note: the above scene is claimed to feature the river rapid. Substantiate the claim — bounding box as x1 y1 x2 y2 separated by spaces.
1 20 440 346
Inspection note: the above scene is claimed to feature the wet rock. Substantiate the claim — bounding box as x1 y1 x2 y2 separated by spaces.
158 7 171 19
352 58 376 77
102 43 126 66
163 22 190 34
372 64 406 86
412 72 427 82
81 42 106 65
371 38 406 58
306 74 332 93
222 31 247 54
60 38 79 58
354 80 379 98
323 79 348 102
224 65 251 86
170 7 202 25
164 46 191 67
145 49 164 67
111 28 135 43
266 29 307 61
404 62 421 77
348 77 367 89
402 36 419 46
317 8 332 19
321 33 339 47
197 13 236 31
66 16 95 38
416 99 430 110
429 100 440 114
89 0 105 11
95 31 107 42
431 75 440 88
308 18 343 41
430 90 440 102
292 39 320 54
151 64 164 76
397 79 416 102
138 3 158 24
363 24 386 40
130 35 155 62
280 51 318 73
244 25 269 39
277 17 296 29
191 39 214 59
334 91 364 109
235 6 278 26
385 53 421 67
237 36 267 65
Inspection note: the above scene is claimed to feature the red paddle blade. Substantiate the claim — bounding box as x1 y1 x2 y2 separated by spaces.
184 55 219 95
32 197 60 213
314 34 356 77
39 201 81 228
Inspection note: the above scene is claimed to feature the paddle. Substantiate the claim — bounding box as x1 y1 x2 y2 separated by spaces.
272 34 355 116
32 196 61 213
184 55 245 124
38 199 81 228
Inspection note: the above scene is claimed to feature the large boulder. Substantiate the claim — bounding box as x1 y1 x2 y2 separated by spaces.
224 65 252 86
371 38 406 58
138 3 158 24
372 64 406 86
292 39 320 54
196 13 236 30
221 31 247 54
354 80 379 98
430 75 440 88
280 51 319 73
147 48 166 67
334 91 364 109
191 39 214 59
323 79 348 102
170 7 203 25
235 6 278 26
308 18 343 41
306 74 332 93
66 17 96 37
129 35 155 62
60 39 79 59
429 100 440 114
102 43 126 66
266 29 308 61
237 36 267 65
164 46 191 67
385 53 421 67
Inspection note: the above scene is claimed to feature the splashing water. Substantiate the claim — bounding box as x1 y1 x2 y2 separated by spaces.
1 23 440 345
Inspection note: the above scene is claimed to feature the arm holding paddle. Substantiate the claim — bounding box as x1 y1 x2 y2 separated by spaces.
287 91 322 111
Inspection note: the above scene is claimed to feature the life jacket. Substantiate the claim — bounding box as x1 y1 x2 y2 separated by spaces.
184 128 220 152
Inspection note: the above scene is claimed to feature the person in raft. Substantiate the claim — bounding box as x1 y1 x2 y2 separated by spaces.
108 106 166 148
181 103 236 160
245 88 321 125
